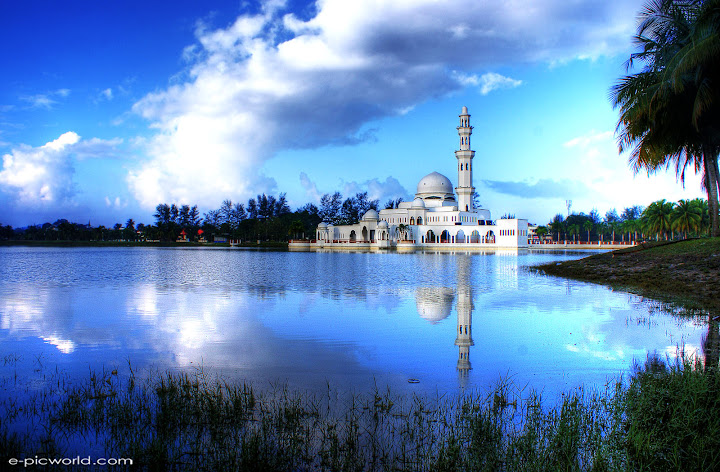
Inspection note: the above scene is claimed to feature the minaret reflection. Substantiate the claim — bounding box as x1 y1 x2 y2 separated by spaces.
414 254 476 388
454 255 474 388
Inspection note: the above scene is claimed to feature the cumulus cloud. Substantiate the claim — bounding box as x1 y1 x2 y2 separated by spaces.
0 133 122 207
299 172 410 205
128 0 641 209
343 177 411 203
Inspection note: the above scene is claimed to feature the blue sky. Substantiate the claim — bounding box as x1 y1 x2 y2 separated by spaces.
0 0 706 227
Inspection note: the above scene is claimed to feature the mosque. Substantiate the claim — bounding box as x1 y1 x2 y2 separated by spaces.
299 106 529 249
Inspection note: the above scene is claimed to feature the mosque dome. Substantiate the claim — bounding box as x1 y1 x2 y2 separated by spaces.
416 172 455 200
318 222 327 228
411 197 425 209
362 209 379 221
461 106 468 114
378 220 388 228
415 287 455 324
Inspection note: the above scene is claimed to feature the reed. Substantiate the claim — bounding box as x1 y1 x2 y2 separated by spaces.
1 356 718 471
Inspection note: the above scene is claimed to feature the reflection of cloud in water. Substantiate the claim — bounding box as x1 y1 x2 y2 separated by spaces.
0 248 715 395
41 336 75 354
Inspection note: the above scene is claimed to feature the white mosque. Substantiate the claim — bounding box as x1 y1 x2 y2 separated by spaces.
299 106 528 250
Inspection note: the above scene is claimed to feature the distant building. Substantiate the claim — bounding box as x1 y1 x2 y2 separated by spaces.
297 107 528 250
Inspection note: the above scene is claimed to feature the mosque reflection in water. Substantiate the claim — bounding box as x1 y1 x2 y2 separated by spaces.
414 254 475 388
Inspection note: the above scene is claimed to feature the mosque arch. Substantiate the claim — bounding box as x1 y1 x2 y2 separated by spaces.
362 227 368 242
455 230 466 243
485 230 495 244
440 230 450 243
349 230 356 242
470 230 480 243
417 216 423 225
426 230 436 243
410 216 415 225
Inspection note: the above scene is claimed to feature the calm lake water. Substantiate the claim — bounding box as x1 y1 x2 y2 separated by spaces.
0 246 708 398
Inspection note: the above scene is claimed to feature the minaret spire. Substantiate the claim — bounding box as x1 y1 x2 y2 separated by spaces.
455 106 475 212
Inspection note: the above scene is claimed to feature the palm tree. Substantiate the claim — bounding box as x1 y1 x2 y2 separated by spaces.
694 198 710 235
535 226 548 243
568 224 580 243
550 214 564 242
583 220 593 243
611 0 720 237
643 199 676 240
672 198 702 238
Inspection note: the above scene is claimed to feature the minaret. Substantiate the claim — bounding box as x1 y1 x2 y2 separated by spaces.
455 106 475 212
455 255 474 388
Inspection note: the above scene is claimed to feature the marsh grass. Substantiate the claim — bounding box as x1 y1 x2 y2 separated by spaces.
1 357 718 471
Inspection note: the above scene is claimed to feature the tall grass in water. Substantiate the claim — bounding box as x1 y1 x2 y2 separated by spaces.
1 357 718 471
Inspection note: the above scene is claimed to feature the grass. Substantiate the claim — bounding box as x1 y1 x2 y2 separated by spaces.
533 237 720 312
1 357 719 471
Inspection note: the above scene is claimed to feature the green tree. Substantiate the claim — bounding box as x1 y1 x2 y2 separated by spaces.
535 226 548 243
568 223 580 243
672 198 702 238
549 214 564 242
643 199 676 240
583 220 593 242
123 219 136 241
611 0 720 237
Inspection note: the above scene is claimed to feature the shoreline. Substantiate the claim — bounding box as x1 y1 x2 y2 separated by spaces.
533 238 720 312
0 240 288 249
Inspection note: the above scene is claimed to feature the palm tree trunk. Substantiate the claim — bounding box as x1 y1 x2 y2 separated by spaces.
703 149 720 237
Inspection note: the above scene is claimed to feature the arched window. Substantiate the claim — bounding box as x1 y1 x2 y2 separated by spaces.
417 216 423 225
410 217 415 225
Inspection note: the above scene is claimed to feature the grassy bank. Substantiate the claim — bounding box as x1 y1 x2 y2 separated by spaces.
1 358 718 471
533 237 720 312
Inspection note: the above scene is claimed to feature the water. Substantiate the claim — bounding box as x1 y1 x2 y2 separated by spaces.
0 246 708 398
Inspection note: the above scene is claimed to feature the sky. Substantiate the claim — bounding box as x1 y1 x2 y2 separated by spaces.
0 0 708 228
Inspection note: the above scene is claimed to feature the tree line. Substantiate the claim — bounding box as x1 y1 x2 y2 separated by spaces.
0 191 382 243
535 198 712 243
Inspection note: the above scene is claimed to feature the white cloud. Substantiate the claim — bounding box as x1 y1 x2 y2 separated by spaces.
456 72 523 95
564 130 614 148
561 129 705 212
299 171 322 203
0 133 123 206
128 0 642 209
104 196 127 209
20 89 71 109
342 176 410 203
